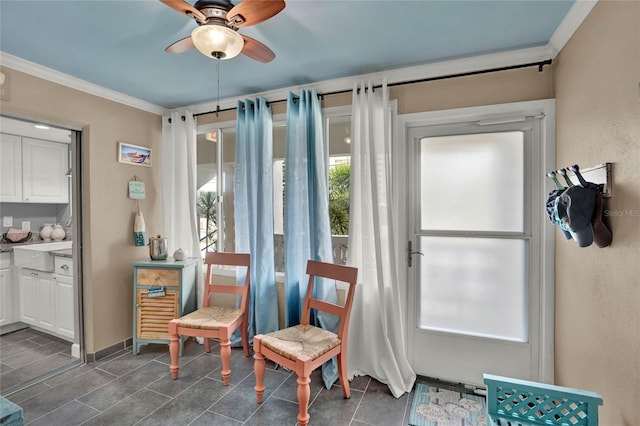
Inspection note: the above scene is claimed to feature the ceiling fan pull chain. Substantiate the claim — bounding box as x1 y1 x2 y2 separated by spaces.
216 57 220 117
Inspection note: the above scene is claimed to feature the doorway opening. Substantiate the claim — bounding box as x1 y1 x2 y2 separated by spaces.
0 115 85 396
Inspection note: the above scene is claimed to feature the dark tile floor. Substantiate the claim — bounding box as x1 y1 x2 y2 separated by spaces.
0 328 79 395
2 330 416 425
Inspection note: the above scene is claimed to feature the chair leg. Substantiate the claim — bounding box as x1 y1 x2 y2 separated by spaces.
220 337 232 386
296 374 311 426
204 336 211 353
168 322 180 380
337 350 351 399
241 317 250 357
253 336 265 403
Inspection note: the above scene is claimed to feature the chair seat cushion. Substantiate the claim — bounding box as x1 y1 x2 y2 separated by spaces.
176 306 243 330
261 324 341 361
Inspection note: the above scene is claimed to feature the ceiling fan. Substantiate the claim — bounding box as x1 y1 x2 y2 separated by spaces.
160 0 285 63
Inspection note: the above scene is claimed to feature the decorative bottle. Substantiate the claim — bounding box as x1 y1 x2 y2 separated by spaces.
51 224 66 241
40 223 53 241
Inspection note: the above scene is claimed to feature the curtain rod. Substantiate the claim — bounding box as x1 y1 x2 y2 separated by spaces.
188 59 552 119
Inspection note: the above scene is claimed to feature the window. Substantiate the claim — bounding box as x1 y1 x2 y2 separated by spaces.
196 108 352 267
196 128 236 255
327 114 351 265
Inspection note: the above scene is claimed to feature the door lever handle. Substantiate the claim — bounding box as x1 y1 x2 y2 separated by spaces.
408 240 424 267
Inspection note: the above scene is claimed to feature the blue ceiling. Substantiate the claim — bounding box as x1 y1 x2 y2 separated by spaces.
0 1 575 110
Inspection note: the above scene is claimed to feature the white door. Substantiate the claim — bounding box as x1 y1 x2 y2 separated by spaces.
404 103 554 386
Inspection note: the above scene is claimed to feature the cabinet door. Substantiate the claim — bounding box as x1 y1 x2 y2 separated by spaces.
53 275 75 339
22 137 69 203
36 272 56 332
19 269 38 325
0 268 14 326
0 133 22 202
136 288 179 340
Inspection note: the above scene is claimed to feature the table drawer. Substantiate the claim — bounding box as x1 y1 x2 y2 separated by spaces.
136 268 179 287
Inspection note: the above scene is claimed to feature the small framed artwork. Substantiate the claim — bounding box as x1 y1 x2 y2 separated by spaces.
118 142 152 167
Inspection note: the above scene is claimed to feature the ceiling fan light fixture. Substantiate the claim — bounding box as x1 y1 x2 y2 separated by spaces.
191 25 244 60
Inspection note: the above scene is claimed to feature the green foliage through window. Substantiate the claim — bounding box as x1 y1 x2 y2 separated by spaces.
198 191 217 252
328 162 350 235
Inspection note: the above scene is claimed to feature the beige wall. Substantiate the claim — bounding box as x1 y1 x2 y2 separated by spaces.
553 1 640 424
0 68 163 352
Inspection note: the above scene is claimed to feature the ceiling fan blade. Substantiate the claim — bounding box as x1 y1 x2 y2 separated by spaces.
165 36 195 53
241 35 275 63
159 0 207 23
227 0 285 28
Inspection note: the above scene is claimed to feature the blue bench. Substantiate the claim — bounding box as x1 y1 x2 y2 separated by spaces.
0 396 23 426
483 374 603 426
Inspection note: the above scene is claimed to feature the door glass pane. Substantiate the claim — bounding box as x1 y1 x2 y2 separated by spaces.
419 236 528 342
420 132 524 232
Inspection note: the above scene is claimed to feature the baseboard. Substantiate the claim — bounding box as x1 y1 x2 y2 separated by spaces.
71 343 80 359
0 322 28 335
86 338 133 363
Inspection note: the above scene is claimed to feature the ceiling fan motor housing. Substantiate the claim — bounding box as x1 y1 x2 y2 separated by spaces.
161 0 282 63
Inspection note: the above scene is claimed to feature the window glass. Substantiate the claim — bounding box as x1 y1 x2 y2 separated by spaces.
420 132 524 232
327 115 351 265
196 128 236 255
196 113 352 267
419 236 528 342
196 131 218 254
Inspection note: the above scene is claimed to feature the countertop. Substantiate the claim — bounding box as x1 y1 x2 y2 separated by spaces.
0 239 72 253
51 248 73 258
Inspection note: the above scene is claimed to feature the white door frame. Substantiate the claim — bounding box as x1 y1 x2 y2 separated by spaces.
395 99 556 384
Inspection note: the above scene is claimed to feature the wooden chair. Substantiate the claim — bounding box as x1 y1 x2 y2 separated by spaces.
169 252 250 386
253 260 359 426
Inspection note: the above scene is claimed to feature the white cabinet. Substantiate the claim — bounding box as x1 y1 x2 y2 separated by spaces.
53 274 74 339
0 267 15 326
0 133 69 203
53 256 74 340
0 133 22 201
19 268 56 333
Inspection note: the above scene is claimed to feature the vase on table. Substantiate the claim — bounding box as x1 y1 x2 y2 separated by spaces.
51 224 66 241
40 223 53 241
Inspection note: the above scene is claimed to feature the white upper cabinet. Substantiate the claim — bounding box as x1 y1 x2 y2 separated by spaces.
0 133 69 203
0 133 23 202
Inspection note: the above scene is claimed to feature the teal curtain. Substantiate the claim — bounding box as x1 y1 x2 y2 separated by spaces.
235 97 278 341
284 89 339 388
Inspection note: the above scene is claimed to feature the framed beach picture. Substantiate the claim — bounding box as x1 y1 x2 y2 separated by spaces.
118 142 152 167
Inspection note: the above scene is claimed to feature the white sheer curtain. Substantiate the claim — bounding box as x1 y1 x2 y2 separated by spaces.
347 80 416 398
162 111 203 305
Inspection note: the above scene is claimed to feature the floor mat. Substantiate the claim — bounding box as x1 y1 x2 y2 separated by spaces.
408 382 487 426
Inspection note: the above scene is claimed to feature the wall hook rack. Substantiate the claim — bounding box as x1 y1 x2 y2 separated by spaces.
547 163 612 197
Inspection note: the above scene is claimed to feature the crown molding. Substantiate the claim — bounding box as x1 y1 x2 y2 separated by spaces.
0 52 167 116
548 0 598 58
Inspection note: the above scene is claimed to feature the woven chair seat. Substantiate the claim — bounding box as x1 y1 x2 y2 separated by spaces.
261 324 341 361
175 306 244 330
